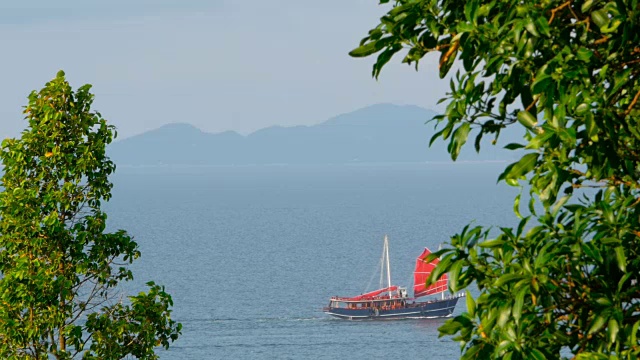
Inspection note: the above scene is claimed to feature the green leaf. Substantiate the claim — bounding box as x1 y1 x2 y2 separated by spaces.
478 238 505 248
474 131 483 153
498 153 538 183
513 193 523 218
512 286 526 322
532 74 552 94
465 0 479 23
618 272 632 293
373 45 402 79
450 122 471 161
350 42 378 58
614 246 626 272
457 22 475 33
429 127 446 147
584 112 599 141
551 195 569 217
581 0 596 12
588 314 608 335
591 9 610 29
524 18 539 37
601 18 622 33
449 260 463 292
349 37 393 57
466 290 476 317
607 318 619 343
497 304 511 327
529 349 547 360
517 111 537 129
595 297 612 306
504 143 525 150
438 318 463 335
495 273 525 287
460 345 482 360
576 354 608 360
576 49 593 63
600 237 620 245
429 254 453 285
534 17 551 37
575 103 589 115
631 320 640 345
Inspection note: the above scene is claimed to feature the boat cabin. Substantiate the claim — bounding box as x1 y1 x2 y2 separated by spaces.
327 286 410 310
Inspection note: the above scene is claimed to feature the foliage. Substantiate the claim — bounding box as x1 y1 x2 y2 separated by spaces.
352 0 640 358
0 71 181 359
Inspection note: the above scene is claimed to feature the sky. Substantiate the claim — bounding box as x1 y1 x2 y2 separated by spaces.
0 0 448 140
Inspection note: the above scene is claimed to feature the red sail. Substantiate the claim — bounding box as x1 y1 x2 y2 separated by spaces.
413 248 448 298
341 286 398 301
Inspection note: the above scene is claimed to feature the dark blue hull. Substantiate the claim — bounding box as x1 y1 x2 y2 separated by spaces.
324 297 460 320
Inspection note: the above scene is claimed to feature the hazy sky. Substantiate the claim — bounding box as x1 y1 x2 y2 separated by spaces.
0 0 448 139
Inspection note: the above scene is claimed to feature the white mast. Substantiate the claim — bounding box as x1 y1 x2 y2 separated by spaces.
379 238 386 289
385 235 392 297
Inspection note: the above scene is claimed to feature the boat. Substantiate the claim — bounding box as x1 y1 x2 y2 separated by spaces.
323 235 463 320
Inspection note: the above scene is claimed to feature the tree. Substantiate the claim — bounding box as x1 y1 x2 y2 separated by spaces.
0 71 181 359
351 0 639 359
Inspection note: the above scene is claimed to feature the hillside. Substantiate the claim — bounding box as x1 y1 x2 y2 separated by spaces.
108 104 522 166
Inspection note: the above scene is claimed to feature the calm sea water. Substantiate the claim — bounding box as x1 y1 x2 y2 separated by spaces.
104 162 518 359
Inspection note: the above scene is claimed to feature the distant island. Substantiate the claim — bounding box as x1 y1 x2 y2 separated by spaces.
108 103 522 166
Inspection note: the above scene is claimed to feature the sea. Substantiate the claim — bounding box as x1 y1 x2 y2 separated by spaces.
104 162 519 359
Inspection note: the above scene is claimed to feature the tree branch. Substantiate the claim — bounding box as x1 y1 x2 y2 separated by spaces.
624 89 640 116
548 1 572 24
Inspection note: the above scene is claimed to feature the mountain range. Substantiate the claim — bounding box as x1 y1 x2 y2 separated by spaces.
108 103 523 166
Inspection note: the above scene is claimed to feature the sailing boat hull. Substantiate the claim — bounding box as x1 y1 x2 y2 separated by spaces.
324 296 460 320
